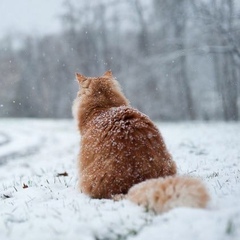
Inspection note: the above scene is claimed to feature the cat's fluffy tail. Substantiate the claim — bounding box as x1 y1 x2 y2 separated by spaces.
125 176 210 214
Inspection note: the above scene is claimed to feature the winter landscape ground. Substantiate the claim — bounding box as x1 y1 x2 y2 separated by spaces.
0 119 239 240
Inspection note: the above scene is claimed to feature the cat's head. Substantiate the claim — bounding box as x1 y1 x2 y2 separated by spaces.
74 70 129 111
75 70 116 97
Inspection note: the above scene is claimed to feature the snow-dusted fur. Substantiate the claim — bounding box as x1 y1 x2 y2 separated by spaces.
73 70 209 213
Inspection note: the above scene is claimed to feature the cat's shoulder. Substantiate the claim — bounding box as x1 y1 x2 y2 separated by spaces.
103 106 146 120
93 106 152 127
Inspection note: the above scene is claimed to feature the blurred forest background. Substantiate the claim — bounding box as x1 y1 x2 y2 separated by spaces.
0 0 240 121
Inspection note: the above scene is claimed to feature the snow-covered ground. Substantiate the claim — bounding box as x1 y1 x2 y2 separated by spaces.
0 119 239 240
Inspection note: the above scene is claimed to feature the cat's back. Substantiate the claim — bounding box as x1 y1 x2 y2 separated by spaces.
80 106 176 198
82 105 175 186
88 106 162 148
93 106 153 131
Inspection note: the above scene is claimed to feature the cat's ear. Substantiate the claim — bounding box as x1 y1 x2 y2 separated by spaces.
75 73 86 84
102 70 113 78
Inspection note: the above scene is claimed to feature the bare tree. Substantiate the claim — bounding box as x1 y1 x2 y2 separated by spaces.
0 0 239 121
193 0 240 120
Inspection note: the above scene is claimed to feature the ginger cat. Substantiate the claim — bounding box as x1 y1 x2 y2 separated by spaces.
73 71 209 213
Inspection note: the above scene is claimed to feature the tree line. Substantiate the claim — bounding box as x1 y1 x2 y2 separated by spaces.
0 0 239 121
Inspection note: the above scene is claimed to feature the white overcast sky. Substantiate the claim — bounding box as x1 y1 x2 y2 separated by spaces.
0 0 63 37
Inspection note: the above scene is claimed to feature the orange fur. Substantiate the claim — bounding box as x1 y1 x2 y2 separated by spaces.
73 70 209 212
127 176 210 213
73 71 176 198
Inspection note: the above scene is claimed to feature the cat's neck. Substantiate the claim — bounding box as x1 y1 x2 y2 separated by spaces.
78 103 126 134
78 88 130 133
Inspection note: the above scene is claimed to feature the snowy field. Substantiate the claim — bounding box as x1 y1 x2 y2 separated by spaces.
0 119 239 240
